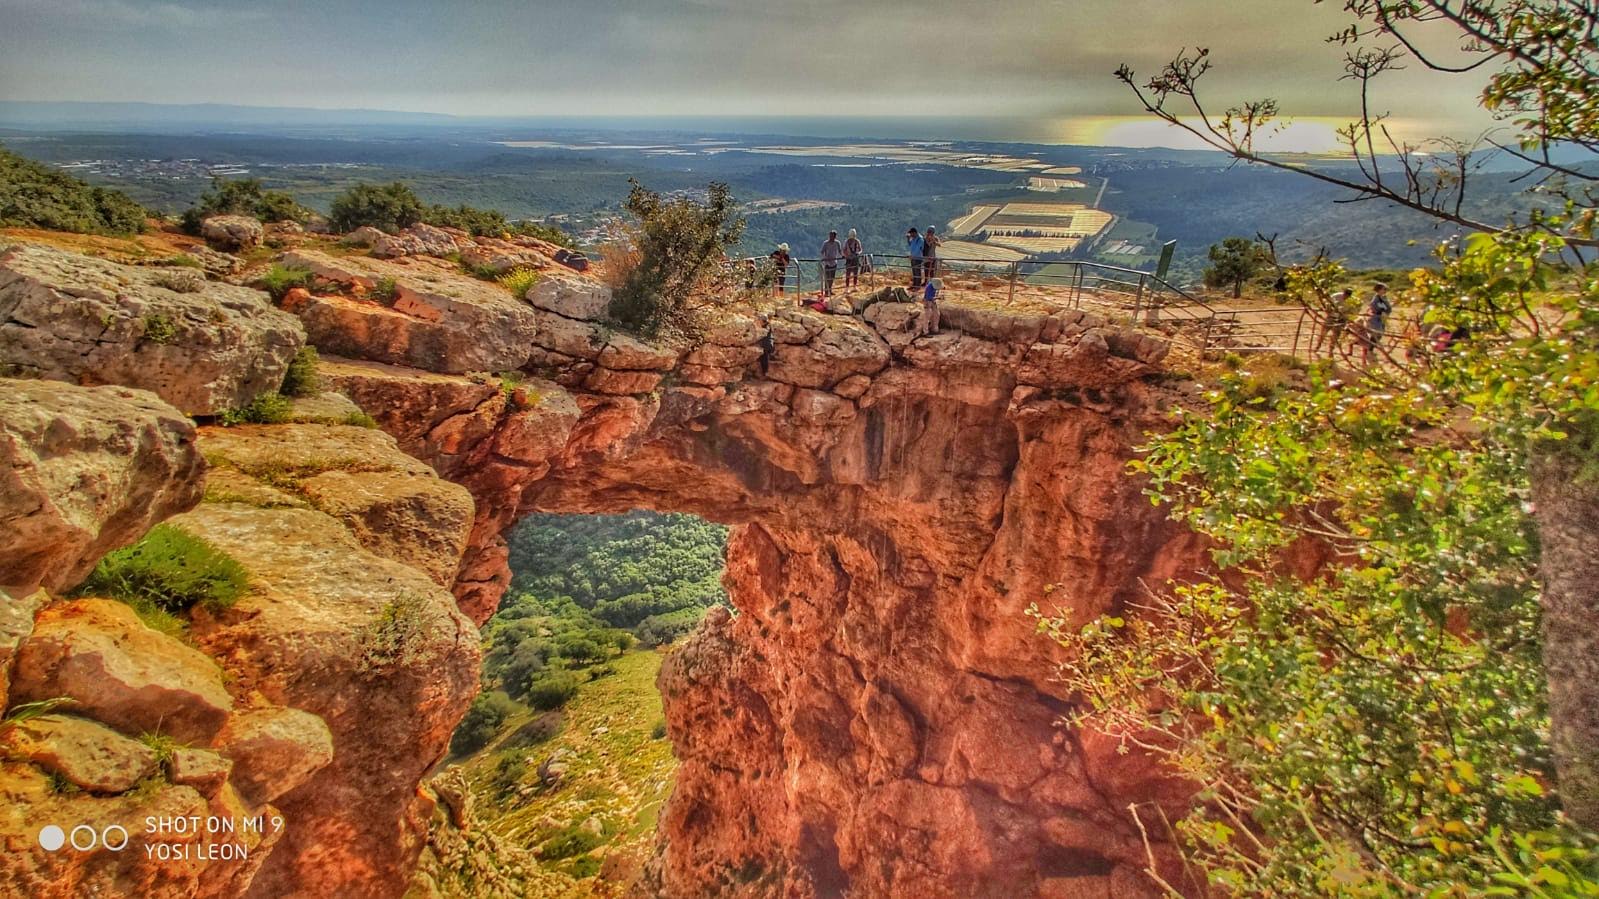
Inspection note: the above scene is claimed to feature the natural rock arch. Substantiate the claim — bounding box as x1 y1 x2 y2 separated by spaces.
311 257 1205 897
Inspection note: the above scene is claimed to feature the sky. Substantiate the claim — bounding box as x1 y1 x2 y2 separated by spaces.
0 0 1501 149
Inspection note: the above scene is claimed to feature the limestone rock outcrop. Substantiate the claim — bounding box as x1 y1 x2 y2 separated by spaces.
0 379 204 593
277 250 540 373
0 231 1205 898
0 243 306 414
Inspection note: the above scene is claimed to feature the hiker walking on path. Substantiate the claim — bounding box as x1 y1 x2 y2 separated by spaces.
1360 282 1393 366
770 243 791 295
923 226 942 281
844 229 864 289
921 277 943 335
906 228 925 288
820 230 844 297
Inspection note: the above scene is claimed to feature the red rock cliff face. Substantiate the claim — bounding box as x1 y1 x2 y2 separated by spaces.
301 251 1205 897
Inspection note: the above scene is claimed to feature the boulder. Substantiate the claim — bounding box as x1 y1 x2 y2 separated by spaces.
526 273 610 320
0 379 204 593
197 423 471 584
215 707 334 804
0 588 46 708
10 599 233 744
344 226 388 248
277 250 539 374
0 243 307 415
200 214 264 252
167 746 232 797
371 223 460 259
459 244 547 276
0 714 158 793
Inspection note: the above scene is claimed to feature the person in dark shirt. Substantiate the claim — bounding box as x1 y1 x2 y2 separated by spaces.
906 228 925 288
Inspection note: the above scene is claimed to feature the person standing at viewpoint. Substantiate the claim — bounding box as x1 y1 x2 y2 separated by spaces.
769 243 791 294
820 230 844 297
922 226 942 280
844 228 864 289
906 227 925 288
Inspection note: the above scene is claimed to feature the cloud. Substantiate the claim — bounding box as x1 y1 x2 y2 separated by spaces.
0 0 267 29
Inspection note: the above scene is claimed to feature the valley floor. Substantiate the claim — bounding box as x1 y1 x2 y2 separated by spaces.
458 647 676 895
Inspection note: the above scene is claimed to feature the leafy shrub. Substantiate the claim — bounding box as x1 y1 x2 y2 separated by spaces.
370 277 399 303
497 267 539 298
450 690 520 756
75 524 248 615
491 754 526 798
607 179 745 338
280 346 320 397
539 824 603 860
342 410 378 428
255 264 313 301
424 203 511 237
141 314 180 344
524 671 579 711
179 177 308 233
219 393 293 426
0 145 145 235
328 182 425 233
650 719 667 740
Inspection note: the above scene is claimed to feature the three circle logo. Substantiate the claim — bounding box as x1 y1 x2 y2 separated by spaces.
38 824 129 852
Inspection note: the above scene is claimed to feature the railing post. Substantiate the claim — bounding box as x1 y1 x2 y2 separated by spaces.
1007 261 1018 304
1292 310 1305 359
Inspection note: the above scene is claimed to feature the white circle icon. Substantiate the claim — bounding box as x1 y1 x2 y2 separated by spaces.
38 825 65 852
69 824 98 851
102 825 129 852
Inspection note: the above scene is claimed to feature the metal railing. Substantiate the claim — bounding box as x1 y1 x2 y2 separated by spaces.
736 252 1371 360
742 252 1234 348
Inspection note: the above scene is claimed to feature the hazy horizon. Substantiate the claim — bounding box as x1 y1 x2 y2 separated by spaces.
0 0 1506 153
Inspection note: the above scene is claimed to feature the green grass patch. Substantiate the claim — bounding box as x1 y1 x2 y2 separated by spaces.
219 392 293 426
255 264 313 301
497 267 540 297
280 346 320 397
141 314 179 344
74 524 248 615
341 410 378 428
138 733 180 767
371 277 400 304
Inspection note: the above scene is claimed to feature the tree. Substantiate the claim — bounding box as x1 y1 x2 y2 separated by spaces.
607 179 746 338
0 145 145 235
1202 236 1268 297
179 177 309 233
1038 2 1599 892
328 181 426 234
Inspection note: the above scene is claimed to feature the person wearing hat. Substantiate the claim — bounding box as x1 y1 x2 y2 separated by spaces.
820 230 844 297
921 276 943 335
770 243 792 294
906 227 925 288
844 228 864 289
922 226 942 281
